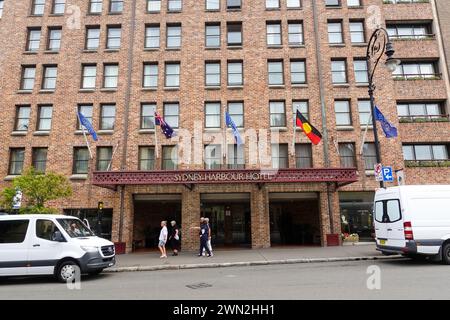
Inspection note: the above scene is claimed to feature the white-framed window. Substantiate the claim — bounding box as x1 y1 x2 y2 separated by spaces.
331 59 347 84
328 21 343 44
271 144 289 169
205 62 221 86
165 62 180 88
205 102 221 128
266 22 282 46
227 61 243 86
81 64 97 89
270 101 286 127
163 102 179 128
143 63 158 88
145 25 160 49
166 24 182 48
103 64 119 88
147 0 161 12
335 100 352 126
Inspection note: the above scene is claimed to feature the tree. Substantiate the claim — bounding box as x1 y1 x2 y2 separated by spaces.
0 168 73 214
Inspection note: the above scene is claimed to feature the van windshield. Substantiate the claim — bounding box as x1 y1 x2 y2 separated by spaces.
374 200 402 223
57 219 94 238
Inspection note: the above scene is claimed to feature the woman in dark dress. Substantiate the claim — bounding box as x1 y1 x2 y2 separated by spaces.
169 220 181 256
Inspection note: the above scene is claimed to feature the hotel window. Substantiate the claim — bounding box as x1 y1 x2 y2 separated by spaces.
347 0 360 6
165 62 180 88
73 147 89 174
397 102 446 120
85 26 100 50
403 144 449 161
387 24 431 40
290 60 306 84
32 148 48 173
205 102 221 128
89 0 102 14
32 0 46 15
363 143 377 170
147 0 161 12
143 63 158 88
205 62 221 87
106 25 121 49
139 147 155 170
0 0 3 18
293 100 309 123
331 59 347 84
96 147 113 171
272 144 288 169
77 104 93 130
287 0 301 8
141 103 156 129
228 102 244 127
268 60 284 86
328 21 343 44
204 145 222 169
15 106 31 131
9 148 25 175
168 0 182 11
335 100 352 126
358 100 372 126
339 143 356 168
227 61 243 86
109 0 123 13
295 144 312 168
52 0 65 14
37 105 53 131
349 21 365 43
325 0 340 7
47 27 62 51
42 65 58 90
145 25 160 49
166 24 182 48
103 64 119 88
206 0 220 10
266 0 279 9
162 146 178 170
164 103 179 128
270 101 286 127
266 22 281 46
81 64 97 89
354 59 368 83
21 66 36 90
205 23 220 47
26 28 41 52
100 104 116 130
227 144 245 169
288 22 303 46
393 62 438 80
227 0 241 10
227 22 242 46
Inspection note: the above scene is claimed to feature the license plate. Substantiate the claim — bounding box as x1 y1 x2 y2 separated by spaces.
379 239 386 245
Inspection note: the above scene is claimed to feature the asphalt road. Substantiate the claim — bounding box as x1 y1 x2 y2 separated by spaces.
1 259 450 300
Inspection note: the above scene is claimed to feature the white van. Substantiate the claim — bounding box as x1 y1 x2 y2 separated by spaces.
374 185 450 264
0 214 115 282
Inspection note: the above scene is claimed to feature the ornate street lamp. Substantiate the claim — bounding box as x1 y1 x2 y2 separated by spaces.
366 28 401 188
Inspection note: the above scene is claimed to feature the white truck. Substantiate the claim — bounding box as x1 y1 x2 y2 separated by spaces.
374 185 450 264
0 214 115 282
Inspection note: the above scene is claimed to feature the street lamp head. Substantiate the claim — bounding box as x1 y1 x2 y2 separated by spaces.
384 41 401 73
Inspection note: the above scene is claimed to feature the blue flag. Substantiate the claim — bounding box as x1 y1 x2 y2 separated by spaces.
155 112 176 139
374 106 398 138
78 111 98 141
225 112 244 145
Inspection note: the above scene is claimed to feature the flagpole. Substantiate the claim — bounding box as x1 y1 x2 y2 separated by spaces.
291 112 297 156
359 113 372 155
107 140 120 171
77 109 93 159
154 113 160 159
223 106 227 161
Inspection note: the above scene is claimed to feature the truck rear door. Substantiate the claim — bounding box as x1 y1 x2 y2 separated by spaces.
374 201 388 244
385 199 405 248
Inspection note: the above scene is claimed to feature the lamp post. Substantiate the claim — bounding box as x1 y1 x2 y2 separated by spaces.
366 28 401 188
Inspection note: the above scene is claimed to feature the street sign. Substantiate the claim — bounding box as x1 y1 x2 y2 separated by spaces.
12 189 22 210
382 166 394 182
396 169 405 186
374 163 383 182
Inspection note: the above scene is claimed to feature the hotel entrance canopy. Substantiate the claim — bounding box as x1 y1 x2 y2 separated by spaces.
92 168 358 190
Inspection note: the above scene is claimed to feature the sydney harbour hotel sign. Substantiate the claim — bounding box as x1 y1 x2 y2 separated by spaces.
174 171 275 183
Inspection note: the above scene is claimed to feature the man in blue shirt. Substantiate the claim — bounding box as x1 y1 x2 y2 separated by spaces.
198 219 212 257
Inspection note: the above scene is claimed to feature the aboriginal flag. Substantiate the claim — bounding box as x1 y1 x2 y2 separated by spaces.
296 110 322 145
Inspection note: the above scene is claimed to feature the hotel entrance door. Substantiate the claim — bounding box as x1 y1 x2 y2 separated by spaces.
200 193 251 247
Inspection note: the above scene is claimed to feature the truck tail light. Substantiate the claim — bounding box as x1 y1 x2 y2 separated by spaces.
404 221 414 240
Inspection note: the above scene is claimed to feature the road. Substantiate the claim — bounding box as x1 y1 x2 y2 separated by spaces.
1 259 449 300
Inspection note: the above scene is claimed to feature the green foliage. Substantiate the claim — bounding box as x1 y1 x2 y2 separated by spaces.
0 168 72 214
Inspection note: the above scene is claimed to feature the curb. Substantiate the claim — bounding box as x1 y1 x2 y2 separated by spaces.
105 255 403 273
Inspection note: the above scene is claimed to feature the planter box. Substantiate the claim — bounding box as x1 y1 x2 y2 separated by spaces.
114 242 126 255
326 234 340 246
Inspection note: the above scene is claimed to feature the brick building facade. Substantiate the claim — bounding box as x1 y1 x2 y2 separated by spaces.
0 0 449 253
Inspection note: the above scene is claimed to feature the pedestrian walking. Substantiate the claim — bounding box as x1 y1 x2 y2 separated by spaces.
158 221 168 259
204 217 213 257
198 218 211 257
169 220 180 256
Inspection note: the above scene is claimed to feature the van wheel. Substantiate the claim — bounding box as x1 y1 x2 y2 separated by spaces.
56 261 79 283
88 269 103 276
442 243 450 265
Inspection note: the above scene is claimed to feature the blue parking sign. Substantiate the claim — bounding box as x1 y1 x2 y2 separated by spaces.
382 166 394 182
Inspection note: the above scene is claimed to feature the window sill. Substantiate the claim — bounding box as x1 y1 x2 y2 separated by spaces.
291 84 308 88
270 127 288 132
33 131 51 136
4 175 18 181
267 45 283 49
355 83 369 87
227 45 243 50
108 12 123 15
48 13 65 17
351 43 368 47
17 90 33 94
39 89 56 94
23 51 38 55
268 85 286 89
11 131 28 136
227 85 243 89
205 46 221 50
166 47 181 51
44 50 59 54
289 44 306 48
98 130 114 135
265 8 281 11
333 83 350 88
361 126 373 130
204 128 222 132
100 88 118 92
144 48 160 51
164 87 180 91
70 174 88 180
336 126 354 131
167 10 183 14
139 129 156 134
142 87 158 91
79 88 96 92
83 49 98 53
205 86 221 90
329 43 346 47
365 170 375 176
104 49 120 52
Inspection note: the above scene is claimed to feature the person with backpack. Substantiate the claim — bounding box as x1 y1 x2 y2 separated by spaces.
169 220 181 256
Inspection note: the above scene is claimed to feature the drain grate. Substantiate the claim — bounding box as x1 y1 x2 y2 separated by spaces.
186 282 213 290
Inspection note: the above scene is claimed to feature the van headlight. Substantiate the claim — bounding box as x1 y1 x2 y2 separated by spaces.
81 246 99 253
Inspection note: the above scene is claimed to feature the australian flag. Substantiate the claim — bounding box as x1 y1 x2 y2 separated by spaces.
78 111 98 141
374 106 398 138
225 112 244 145
155 112 175 139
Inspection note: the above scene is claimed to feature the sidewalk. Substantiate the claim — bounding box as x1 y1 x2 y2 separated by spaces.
107 243 402 273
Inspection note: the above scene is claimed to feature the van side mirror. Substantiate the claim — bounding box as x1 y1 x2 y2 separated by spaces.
52 230 66 242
